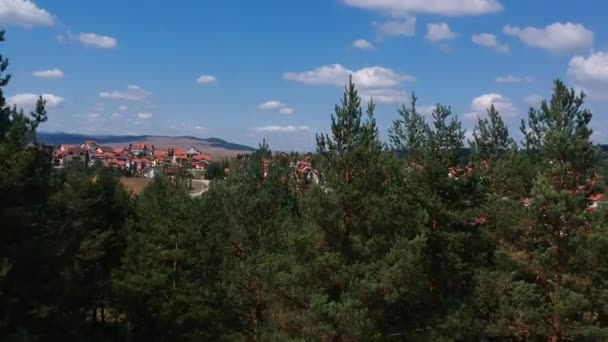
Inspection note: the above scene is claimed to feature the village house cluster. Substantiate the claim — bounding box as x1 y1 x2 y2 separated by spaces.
52 141 213 177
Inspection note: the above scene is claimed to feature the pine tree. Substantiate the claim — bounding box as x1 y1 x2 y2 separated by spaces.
470 104 515 162
113 176 231 340
259 77 429 340
487 80 606 340
389 93 429 162
0 29 63 339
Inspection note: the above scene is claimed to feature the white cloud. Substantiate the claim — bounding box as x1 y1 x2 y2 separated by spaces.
32 68 64 79
8 93 64 109
353 39 374 49
111 112 121 118
118 105 128 111
283 64 414 104
196 74 217 84
0 0 54 27
568 51 608 83
425 22 456 42
251 125 310 133
374 17 416 38
279 107 294 115
258 101 295 114
195 125 205 130
100 85 150 101
524 94 543 107
503 22 593 53
343 0 503 16
284 64 414 87
467 93 516 119
568 51 608 101
88 112 99 118
258 101 286 110
496 75 533 83
136 112 152 120
77 32 117 49
472 33 510 53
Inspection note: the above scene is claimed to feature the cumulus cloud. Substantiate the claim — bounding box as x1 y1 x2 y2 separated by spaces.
374 18 416 38
118 105 128 111
568 51 608 83
472 33 510 53
136 112 152 120
496 75 533 83
0 0 54 27
343 0 503 16
196 74 217 84
111 112 121 118
425 22 456 42
32 68 64 79
503 22 593 53
100 85 150 101
8 93 64 109
283 64 414 104
353 39 374 49
77 32 117 49
568 51 608 101
88 112 99 118
466 93 516 119
251 125 310 133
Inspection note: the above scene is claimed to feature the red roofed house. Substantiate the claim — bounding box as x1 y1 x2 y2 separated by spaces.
130 158 149 172
296 161 319 185
131 143 153 156
153 149 168 166
80 141 98 153
187 147 201 156
172 148 187 164
192 154 212 162
587 193 605 212
54 145 89 167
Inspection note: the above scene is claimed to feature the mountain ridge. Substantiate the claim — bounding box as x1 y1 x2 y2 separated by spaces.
36 132 256 157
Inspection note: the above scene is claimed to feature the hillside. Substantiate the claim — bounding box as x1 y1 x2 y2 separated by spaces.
37 132 255 158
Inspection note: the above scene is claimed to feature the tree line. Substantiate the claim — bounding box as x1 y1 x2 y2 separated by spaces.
2 30 608 341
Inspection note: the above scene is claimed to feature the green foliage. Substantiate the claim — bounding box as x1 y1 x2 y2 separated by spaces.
205 159 229 180
470 104 515 161
1 28 607 340
113 176 231 340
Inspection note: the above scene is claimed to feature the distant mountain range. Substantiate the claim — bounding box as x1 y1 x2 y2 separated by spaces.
37 132 255 157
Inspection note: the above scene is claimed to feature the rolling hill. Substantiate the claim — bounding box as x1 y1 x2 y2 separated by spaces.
37 132 255 158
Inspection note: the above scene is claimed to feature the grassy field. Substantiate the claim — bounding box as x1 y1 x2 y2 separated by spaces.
119 177 150 195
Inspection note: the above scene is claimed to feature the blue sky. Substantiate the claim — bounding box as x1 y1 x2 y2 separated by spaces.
2 0 608 150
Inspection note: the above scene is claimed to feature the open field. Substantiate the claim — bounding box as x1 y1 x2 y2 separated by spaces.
119 177 150 195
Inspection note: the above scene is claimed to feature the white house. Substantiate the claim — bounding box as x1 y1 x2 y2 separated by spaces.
187 147 201 156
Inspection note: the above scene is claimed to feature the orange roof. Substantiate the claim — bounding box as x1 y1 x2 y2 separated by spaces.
154 149 168 157
588 193 605 202
113 147 125 153
133 143 146 149
192 154 212 161
173 148 186 156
